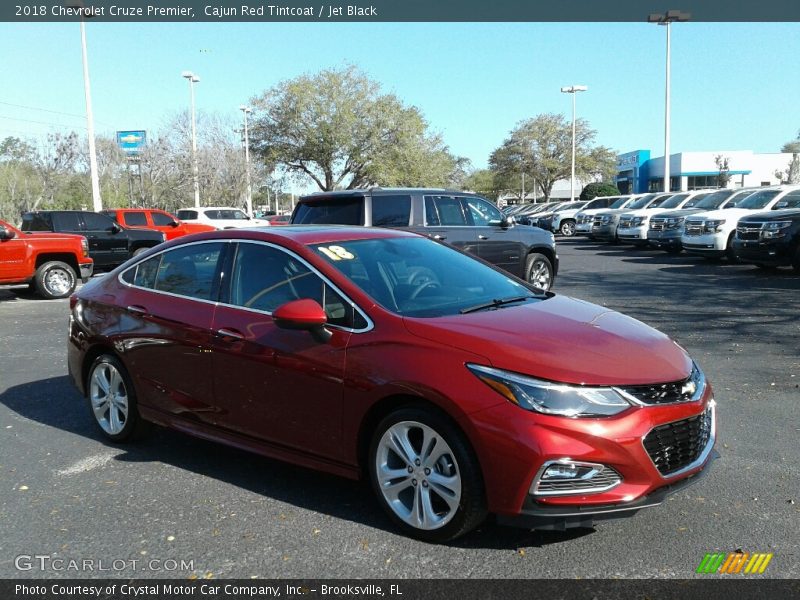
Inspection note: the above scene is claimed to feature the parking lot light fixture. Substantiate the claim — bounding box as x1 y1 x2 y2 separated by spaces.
648 10 690 192
560 85 588 201
239 105 253 217
182 71 201 208
66 0 102 212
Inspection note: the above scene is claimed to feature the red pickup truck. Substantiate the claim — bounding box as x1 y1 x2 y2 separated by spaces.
102 208 216 240
0 219 93 299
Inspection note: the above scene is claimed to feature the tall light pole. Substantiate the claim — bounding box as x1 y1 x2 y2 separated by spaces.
648 10 690 192
182 71 201 208
239 105 253 217
560 85 588 201
67 1 102 211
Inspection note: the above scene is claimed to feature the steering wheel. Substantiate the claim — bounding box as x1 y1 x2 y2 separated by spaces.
409 280 441 300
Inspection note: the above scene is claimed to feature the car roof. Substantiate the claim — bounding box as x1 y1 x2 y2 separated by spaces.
299 187 481 200
185 225 418 246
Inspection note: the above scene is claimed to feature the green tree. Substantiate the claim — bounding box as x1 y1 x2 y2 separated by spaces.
489 113 616 201
461 169 501 201
781 130 800 153
580 182 621 200
249 65 461 191
714 154 731 188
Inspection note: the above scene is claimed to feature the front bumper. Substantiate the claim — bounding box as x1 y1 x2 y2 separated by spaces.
79 262 93 283
732 239 796 266
591 223 618 241
575 222 593 235
617 225 649 244
682 233 726 256
497 450 718 530
648 229 683 249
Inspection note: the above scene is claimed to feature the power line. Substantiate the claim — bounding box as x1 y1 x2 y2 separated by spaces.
0 100 113 126
0 114 87 130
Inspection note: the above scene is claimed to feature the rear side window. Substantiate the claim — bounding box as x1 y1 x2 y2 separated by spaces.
424 195 467 226
123 211 148 226
21 213 53 232
152 212 176 226
177 210 198 220
54 212 83 231
131 256 160 288
371 194 411 227
293 198 364 225
153 243 225 300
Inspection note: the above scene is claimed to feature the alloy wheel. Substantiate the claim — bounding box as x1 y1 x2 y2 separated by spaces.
89 362 129 435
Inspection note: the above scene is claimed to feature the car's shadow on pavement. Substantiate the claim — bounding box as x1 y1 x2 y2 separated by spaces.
0 375 593 549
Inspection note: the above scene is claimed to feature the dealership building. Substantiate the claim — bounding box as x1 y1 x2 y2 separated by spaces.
615 149 795 194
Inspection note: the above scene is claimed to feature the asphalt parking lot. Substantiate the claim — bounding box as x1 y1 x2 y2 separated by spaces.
1 239 798 579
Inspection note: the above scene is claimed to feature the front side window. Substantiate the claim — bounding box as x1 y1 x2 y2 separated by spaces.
371 194 411 227
229 242 358 328
123 211 148 226
128 242 225 300
82 212 115 231
206 209 248 220
152 211 176 226
465 197 503 226
292 198 364 225
774 190 800 209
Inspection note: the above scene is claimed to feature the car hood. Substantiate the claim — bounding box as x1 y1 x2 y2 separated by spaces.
740 208 800 222
23 231 85 241
653 208 705 218
402 295 691 386
687 208 753 221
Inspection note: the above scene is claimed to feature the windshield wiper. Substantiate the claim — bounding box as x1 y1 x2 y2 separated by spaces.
459 295 537 314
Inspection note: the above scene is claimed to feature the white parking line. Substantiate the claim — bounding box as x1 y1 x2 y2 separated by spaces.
57 453 118 476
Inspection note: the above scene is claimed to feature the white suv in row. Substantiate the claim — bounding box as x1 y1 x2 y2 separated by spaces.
616 190 712 246
681 185 800 260
176 207 271 229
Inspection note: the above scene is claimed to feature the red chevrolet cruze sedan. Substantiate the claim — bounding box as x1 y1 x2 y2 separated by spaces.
68 226 716 542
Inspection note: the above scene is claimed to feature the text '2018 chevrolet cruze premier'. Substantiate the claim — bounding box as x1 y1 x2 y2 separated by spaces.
68 226 716 542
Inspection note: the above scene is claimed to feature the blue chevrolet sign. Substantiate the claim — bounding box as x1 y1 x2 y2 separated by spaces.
116 130 146 155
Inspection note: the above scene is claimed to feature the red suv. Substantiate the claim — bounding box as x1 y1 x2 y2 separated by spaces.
68 227 716 542
102 208 216 240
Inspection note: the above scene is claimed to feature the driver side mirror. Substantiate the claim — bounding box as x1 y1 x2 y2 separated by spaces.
0 226 16 240
500 216 513 229
272 298 332 343
110 223 122 234
169 220 180 227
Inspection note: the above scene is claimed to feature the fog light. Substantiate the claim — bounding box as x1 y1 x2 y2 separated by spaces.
532 460 622 496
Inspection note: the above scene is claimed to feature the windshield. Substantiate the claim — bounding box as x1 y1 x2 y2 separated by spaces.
775 194 800 209
658 194 690 209
206 209 248 220
627 194 658 210
738 190 781 210
608 197 628 209
693 189 736 209
555 202 583 212
312 237 542 318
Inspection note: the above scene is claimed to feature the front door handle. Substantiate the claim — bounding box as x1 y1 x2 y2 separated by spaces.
216 328 244 341
432 234 447 241
127 305 147 315
478 235 489 240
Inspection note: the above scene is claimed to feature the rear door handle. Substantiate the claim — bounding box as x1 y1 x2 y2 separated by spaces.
432 234 446 241
478 235 489 240
127 305 147 315
216 328 244 341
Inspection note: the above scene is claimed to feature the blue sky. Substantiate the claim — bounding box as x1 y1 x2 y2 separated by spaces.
1 22 799 175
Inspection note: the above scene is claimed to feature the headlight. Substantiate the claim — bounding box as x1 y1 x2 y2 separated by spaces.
665 216 685 228
632 216 646 227
467 364 631 417
704 219 726 232
81 237 89 257
601 215 612 224
762 221 791 238
160 232 167 242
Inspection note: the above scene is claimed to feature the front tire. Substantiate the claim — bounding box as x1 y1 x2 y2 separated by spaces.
559 220 576 237
368 407 486 543
86 355 145 442
34 261 76 299
525 253 554 291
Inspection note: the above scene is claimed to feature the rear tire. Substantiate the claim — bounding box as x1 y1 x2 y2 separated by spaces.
34 261 77 299
725 232 739 263
368 406 486 543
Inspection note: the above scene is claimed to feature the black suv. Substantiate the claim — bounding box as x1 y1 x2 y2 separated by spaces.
291 188 558 290
733 192 800 271
21 210 165 271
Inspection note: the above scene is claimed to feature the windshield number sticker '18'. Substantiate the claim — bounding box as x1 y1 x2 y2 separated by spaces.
319 245 355 261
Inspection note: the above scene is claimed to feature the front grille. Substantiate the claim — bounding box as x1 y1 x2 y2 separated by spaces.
536 467 621 494
685 219 704 236
736 222 764 241
618 368 700 405
643 408 713 476
650 218 666 231
619 216 634 228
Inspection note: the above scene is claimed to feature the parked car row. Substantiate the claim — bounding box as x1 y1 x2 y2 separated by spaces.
567 186 800 271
